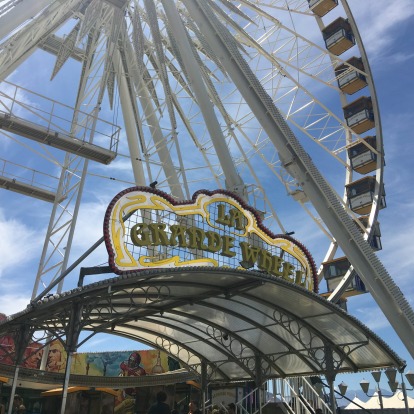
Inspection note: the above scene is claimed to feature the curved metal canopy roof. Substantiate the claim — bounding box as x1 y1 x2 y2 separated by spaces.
0 267 405 384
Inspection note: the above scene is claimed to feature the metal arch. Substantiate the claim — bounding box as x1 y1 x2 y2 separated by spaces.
5 295 234 380
85 270 363 375
199 298 343 374
329 340 369 373
110 316 236 364
145 311 277 378
190 299 323 373
31 278 319 377
106 318 236 380
31 316 73 344
0 267 407 385
192 280 361 372
151 338 225 383
73 279 292 379
230 292 360 372
82 321 231 381
82 279 266 321
71 310 234 380
29 283 250 379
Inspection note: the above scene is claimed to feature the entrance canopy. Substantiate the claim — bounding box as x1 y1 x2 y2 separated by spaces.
0 267 405 384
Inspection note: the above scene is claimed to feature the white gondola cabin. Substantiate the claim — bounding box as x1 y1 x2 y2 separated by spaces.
348 136 377 174
321 257 367 297
308 0 338 17
322 17 355 55
335 57 367 95
346 176 386 215
355 215 382 251
343 96 375 134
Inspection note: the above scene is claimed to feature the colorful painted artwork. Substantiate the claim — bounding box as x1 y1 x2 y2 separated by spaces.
70 349 170 377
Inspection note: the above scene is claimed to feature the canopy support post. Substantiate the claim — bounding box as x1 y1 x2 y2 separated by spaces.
325 346 337 414
60 302 83 414
255 354 263 414
7 324 32 414
201 360 207 414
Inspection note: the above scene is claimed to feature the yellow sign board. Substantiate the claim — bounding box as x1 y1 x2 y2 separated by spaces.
104 188 317 292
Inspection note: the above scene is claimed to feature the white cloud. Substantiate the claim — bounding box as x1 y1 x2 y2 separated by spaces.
0 293 32 316
0 208 43 278
71 200 108 251
348 0 414 60
387 52 414 64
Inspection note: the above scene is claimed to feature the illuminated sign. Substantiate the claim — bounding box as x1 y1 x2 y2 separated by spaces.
104 188 317 292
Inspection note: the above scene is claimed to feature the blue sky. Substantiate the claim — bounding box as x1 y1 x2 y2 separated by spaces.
0 0 414 398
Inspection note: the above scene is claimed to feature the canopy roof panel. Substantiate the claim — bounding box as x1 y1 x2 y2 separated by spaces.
0 267 405 383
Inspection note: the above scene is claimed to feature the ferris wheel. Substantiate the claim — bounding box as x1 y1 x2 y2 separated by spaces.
0 0 413 357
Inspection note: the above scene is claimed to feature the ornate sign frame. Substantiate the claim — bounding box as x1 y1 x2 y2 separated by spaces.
104 188 317 292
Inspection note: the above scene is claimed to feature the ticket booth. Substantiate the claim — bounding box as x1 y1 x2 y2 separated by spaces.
335 57 367 95
308 0 338 17
321 257 367 297
355 215 382 251
343 96 375 134
322 17 355 55
346 176 386 215
348 136 377 174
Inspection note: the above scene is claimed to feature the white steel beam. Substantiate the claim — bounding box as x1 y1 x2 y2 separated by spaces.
122 34 185 200
115 50 146 186
162 0 246 198
0 0 51 41
0 0 84 81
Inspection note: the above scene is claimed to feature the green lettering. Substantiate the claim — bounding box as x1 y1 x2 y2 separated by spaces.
258 250 274 273
186 226 208 250
130 223 151 246
295 270 306 286
216 204 231 227
216 204 246 230
270 256 284 277
221 236 236 257
282 262 295 281
205 231 222 253
240 242 260 265
148 223 169 246
170 224 188 247
230 208 245 230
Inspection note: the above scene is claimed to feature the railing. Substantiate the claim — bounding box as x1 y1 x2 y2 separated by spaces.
233 378 333 414
0 80 120 153
0 158 58 192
